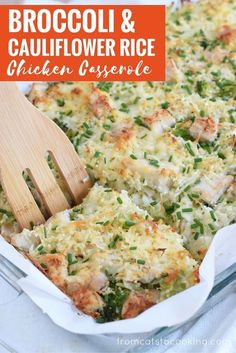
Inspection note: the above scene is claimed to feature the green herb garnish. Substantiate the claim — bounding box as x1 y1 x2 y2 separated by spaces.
56 99 65 107
67 253 78 265
123 220 136 229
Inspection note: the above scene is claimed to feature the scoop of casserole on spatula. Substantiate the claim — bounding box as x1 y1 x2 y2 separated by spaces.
0 83 91 230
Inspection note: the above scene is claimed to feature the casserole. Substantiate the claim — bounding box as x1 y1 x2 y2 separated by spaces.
0 0 235 326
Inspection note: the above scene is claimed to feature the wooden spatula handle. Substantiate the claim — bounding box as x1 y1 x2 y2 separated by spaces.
0 83 91 230
0 83 46 227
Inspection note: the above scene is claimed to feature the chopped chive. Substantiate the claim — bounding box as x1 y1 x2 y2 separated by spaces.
213 144 220 152
192 219 204 234
68 270 77 276
108 241 116 249
104 189 113 192
185 142 195 156
96 220 109 226
228 109 236 123
0 208 13 217
67 253 78 265
196 81 207 97
96 317 105 323
66 110 73 116
149 159 159 167
82 122 89 129
141 134 147 139
133 96 141 104
103 124 111 131
73 207 81 213
210 210 216 221
188 194 194 201
164 203 179 215
37 245 44 252
56 99 65 107
97 82 113 93
117 197 123 204
130 154 137 160
150 201 158 206
168 156 173 162
40 263 48 269
148 81 154 88
108 115 115 122
191 193 199 198
181 85 192 94
123 220 136 229
182 208 193 212
200 110 205 117
50 249 57 254
100 132 106 141
208 223 215 231
173 128 191 140
183 185 191 192
177 48 186 58
108 235 123 249
194 232 200 240
93 151 101 158
173 203 180 209
82 258 89 263
134 116 150 130
137 259 145 265
161 101 169 109
199 142 212 154
130 246 137 250
119 103 129 113
176 211 182 220
199 224 204 234
218 151 226 160
43 227 47 238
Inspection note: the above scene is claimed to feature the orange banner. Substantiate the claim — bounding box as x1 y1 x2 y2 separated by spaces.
0 5 165 81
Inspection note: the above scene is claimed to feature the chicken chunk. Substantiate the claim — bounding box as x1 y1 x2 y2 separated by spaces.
39 254 68 289
11 229 40 250
166 58 184 82
204 47 229 64
190 116 218 142
122 158 175 193
89 272 108 291
67 286 104 317
121 291 157 319
144 110 175 136
194 174 234 205
110 122 134 148
217 25 236 44
89 87 112 118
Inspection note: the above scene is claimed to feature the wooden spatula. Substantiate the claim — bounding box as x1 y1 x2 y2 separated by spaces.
0 83 91 230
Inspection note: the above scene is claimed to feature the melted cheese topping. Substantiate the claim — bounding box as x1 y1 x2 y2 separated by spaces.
12 185 198 321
